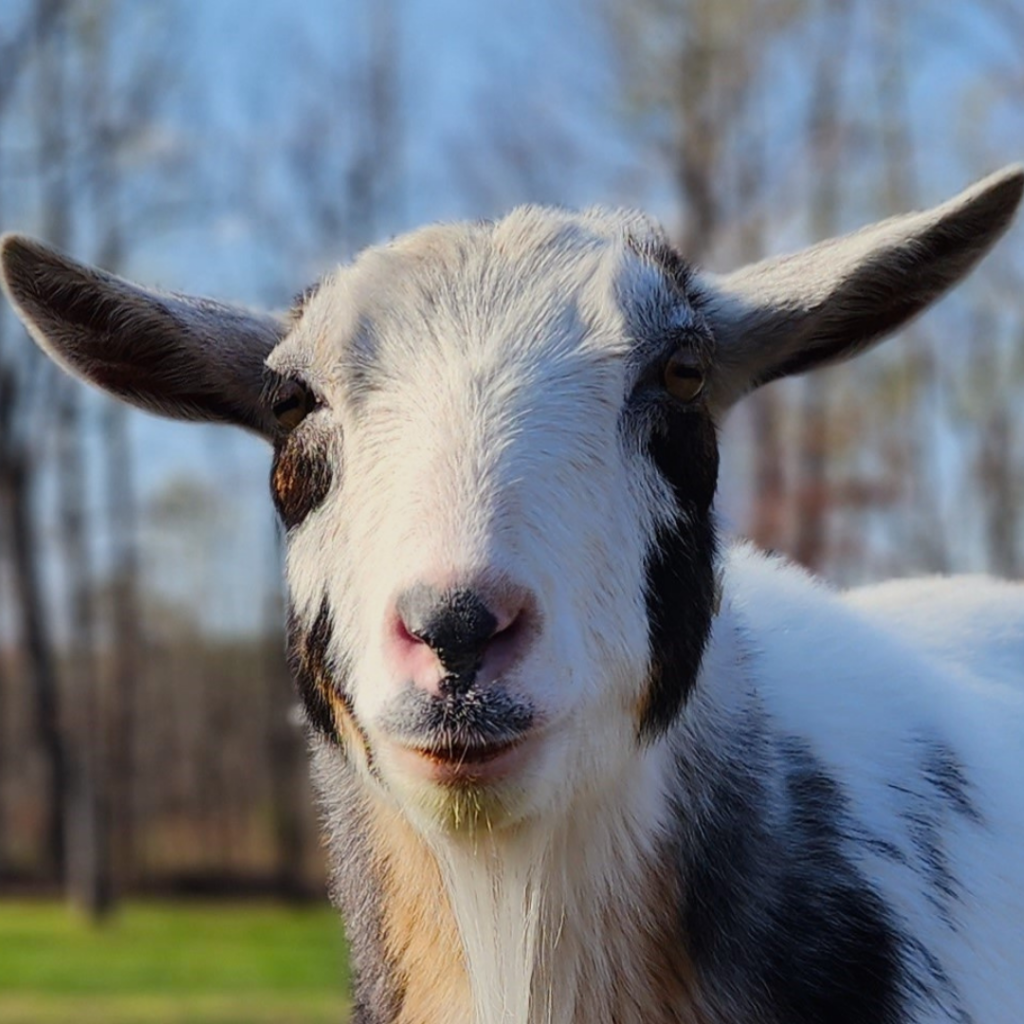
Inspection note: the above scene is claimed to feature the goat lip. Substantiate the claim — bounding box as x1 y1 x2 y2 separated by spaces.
394 735 530 784
413 737 522 766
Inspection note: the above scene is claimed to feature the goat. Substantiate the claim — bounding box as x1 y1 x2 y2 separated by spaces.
2 166 1024 1024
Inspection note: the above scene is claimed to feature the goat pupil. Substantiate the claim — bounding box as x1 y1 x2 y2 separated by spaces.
273 385 310 429
664 357 705 402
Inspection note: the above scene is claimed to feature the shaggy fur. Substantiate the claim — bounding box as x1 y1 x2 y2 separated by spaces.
3 166 1024 1024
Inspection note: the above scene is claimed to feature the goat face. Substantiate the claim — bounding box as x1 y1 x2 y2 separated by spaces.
269 208 720 827
3 167 1021 832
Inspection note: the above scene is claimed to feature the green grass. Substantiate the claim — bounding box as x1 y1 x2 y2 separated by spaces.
0 900 350 1023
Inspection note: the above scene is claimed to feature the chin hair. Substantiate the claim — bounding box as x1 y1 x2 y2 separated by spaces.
388 773 541 835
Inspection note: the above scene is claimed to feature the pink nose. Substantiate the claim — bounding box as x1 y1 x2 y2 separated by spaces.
389 582 534 695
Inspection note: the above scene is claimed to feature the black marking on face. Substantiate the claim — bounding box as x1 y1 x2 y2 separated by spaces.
286 596 375 769
627 232 695 296
639 403 719 738
288 599 375 771
270 429 333 530
681 736 914 1024
287 598 341 740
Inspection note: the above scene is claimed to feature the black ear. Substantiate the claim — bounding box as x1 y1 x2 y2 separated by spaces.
0 234 287 438
700 165 1024 409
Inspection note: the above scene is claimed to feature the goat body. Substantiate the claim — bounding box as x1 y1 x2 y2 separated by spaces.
3 167 1024 1023
313 545 1024 1023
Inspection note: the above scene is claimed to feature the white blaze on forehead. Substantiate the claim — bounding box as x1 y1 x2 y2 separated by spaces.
351 232 633 591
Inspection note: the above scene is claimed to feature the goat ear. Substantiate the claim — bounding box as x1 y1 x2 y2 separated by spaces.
701 165 1024 409
0 234 287 438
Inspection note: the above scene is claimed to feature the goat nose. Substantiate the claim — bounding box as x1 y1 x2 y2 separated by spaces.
397 586 499 677
392 583 532 694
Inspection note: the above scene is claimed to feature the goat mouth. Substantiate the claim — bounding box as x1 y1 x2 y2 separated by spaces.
394 735 530 785
412 737 523 767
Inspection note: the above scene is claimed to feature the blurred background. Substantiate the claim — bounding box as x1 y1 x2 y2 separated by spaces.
0 0 1021 1020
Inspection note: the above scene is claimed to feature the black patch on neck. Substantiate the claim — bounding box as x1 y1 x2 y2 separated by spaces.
271 430 333 530
287 596 345 742
886 738 983 930
682 736 915 1024
919 740 981 824
640 405 719 738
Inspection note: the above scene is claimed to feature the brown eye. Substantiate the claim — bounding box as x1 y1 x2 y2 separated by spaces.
663 352 706 403
273 380 316 431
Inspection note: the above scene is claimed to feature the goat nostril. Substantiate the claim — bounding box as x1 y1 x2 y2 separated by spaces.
488 609 523 652
395 616 423 648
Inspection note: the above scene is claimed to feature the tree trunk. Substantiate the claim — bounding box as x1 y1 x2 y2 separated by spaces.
791 0 851 572
55 382 112 919
101 399 141 900
0 442 69 880
264 549 312 899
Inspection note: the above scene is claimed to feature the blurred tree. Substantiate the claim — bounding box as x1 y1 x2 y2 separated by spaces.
34 0 113 920
0 0 210 914
606 0 1024 582
252 0 405 273
0 0 71 888
263 540 315 899
791 0 853 571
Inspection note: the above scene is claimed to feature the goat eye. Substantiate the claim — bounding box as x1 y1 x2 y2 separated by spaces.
273 380 316 431
663 352 705 403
